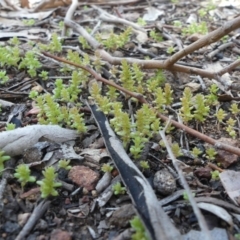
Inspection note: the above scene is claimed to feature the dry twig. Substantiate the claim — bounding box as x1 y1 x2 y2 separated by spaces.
16 200 50 240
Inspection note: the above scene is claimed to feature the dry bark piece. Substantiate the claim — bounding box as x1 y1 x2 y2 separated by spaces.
215 138 238 168
194 167 212 180
68 166 100 191
153 169 176 195
217 94 240 102
23 141 52 164
96 175 121 207
197 202 233 226
95 171 112 193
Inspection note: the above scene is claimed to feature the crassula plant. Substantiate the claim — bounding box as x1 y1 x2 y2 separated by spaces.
37 166 62 198
0 150 10 175
14 164 36 187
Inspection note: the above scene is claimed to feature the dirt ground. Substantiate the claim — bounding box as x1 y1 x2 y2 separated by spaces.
0 0 240 239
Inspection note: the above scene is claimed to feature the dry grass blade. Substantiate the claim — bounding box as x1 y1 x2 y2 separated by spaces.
159 121 212 240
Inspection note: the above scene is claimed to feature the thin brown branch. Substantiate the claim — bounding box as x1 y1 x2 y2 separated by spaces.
97 49 218 78
41 52 240 156
216 59 240 76
207 162 224 172
63 18 240 80
163 16 240 67
42 52 143 99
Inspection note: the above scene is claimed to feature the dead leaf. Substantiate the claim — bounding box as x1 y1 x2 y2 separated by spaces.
197 202 233 226
183 228 228 240
0 17 24 27
26 106 40 115
186 13 198 24
215 0 240 8
50 142 84 163
120 12 140 22
220 170 240 206
0 9 54 20
0 125 79 156
143 7 164 21
184 82 201 92
0 28 50 40
80 148 109 163
31 85 43 93
136 30 148 44
205 62 232 89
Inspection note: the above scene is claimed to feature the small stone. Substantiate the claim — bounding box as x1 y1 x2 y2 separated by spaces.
153 169 176 195
82 187 89 195
18 213 30 227
68 166 100 191
91 190 98 198
50 229 72 240
108 204 135 228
